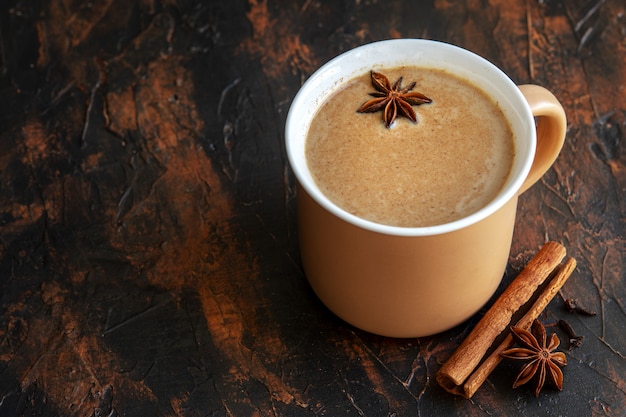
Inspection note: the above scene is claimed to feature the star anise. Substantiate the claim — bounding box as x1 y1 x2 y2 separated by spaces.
357 70 432 128
500 319 567 397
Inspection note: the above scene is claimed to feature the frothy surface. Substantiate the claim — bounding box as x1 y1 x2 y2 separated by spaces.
305 67 515 227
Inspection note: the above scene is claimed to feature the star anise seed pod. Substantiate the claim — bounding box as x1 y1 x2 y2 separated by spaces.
357 71 432 128
500 319 567 397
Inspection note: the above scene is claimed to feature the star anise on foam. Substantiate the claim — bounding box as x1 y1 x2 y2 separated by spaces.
500 319 567 397
357 71 432 128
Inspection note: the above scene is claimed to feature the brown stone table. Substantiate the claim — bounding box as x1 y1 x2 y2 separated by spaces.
0 1 624 416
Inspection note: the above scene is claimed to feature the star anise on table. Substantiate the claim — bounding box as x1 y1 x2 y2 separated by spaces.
500 319 567 397
357 70 432 128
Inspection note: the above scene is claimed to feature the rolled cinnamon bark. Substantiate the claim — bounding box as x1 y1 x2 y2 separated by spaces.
461 257 577 398
436 242 567 394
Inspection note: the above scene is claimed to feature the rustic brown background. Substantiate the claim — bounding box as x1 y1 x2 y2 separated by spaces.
0 0 624 416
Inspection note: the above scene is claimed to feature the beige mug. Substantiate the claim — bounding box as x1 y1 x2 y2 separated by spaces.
285 39 566 337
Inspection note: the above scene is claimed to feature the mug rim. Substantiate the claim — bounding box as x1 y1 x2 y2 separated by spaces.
285 39 535 237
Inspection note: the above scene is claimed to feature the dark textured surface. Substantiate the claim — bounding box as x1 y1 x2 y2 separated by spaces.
0 1 624 416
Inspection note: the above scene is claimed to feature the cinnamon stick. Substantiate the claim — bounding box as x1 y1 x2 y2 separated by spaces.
436 242 566 394
461 257 577 398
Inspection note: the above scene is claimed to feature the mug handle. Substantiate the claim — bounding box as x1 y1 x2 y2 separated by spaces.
517 85 567 194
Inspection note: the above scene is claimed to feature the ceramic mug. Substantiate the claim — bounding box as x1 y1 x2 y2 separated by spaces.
285 39 566 337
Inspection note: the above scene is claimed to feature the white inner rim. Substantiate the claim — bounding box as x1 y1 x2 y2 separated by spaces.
285 39 535 237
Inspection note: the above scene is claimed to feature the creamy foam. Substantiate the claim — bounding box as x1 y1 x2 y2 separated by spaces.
305 66 515 227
